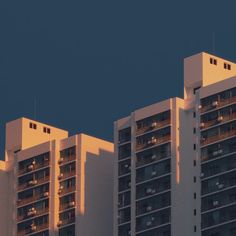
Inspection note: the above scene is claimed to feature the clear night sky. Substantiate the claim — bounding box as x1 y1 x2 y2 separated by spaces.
1 1 236 158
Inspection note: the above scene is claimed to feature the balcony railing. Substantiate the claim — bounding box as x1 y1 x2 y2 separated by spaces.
136 119 171 136
58 155 76 165
58 185 76 196
58 217 76 227
17 223 49 236
201 112 236 130
201 129 236 146
58 170 76 181
59 201 76 211
200 96 236 113
18 161 50 176
17 207 49 222
136 135 171 151
18 176 50 191
17 192 49 207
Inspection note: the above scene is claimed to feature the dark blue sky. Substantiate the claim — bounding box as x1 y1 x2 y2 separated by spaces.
1 1 236 157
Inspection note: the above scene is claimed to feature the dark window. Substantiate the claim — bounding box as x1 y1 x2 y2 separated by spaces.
194 209 196 215
43 127 51 134
224 63 231 70
193 112 196 118
210 58 217 65
194 160 196 166
29 122 37 129
193 128 196 134
194 176 196 183
194 144 196 150
119 128 131 144
194 192 196 199
194 226 197 232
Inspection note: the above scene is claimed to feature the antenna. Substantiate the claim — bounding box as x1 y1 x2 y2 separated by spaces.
34 96 37 120
212 32 215 54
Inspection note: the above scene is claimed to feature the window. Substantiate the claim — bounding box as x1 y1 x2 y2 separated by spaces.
194 192 196 199
193 128 196 134
194 176 196 183
193 160 196 166
119 127 131 144
224 63 231 70
43 127 51 134
194 209 196 215
193 144 196 150
210 58 217 65
194 225 197 232
193 112 196 118
29 122 37 129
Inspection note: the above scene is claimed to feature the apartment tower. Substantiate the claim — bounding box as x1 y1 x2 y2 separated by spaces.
114 52 236 236
0 117 114 236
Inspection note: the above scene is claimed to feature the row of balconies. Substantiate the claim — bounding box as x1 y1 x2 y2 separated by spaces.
18 160 50 176
17 207 49 222
18 176 50 191
136 209 170 232
17 222 49 236
136 135 171 151
201 173 236 196
201 129 236 146
201 204 236 229
200 96 236 114
17 191 49 207
201 148 224 163
136 119 171 136
200 112 236 130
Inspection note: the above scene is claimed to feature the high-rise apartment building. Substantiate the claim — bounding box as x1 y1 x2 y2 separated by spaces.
0 117 114 236
114 52 236 236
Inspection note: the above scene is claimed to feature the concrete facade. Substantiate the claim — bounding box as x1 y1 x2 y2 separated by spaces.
114 52 236 236
0 118 114 236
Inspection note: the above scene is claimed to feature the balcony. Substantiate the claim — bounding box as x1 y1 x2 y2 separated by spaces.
58 185 76 196
136 208 171 232
18 160 50 176
58 170 76 181
136 119 171 136
136 135 171 152
18 176 50 191
17 223 49 236
59 201 76 211
200 96 236 114
58 155 76 165
17 207 49 222
201 204 236 229
201 129 236 146
17 191 49 207
57 217 76 227
201 112 236 130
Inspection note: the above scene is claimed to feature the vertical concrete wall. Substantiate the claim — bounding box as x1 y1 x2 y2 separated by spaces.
0 161 8 236
77 134 114 236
